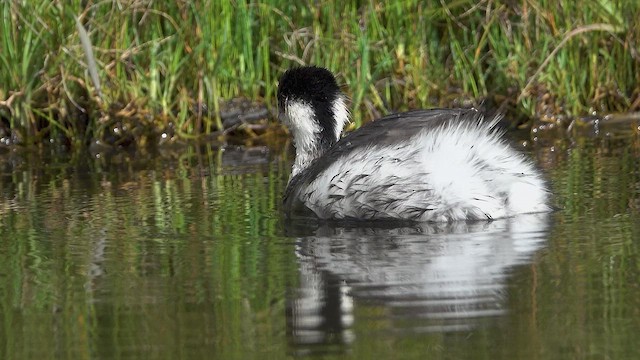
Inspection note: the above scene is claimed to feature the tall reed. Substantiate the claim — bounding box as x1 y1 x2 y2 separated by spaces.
0 0 638 147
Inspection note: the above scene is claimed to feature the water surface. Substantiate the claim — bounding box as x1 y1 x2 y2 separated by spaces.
0 136 639 359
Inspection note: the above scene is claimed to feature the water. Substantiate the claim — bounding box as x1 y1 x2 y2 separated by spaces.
0 135 639 359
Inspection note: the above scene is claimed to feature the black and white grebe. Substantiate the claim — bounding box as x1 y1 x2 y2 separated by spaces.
278 66 550 222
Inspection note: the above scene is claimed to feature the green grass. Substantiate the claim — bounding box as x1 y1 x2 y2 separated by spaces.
0 0 639 148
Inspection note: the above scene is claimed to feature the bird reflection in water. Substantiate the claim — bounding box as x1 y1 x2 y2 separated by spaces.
285 213 551 355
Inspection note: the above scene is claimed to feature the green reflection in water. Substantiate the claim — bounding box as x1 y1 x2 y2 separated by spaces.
0 147 298 359
0 137 638 359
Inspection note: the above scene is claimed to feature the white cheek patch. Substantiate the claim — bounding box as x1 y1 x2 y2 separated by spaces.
285 101 321 178
286 101 318 134
331 95 350 140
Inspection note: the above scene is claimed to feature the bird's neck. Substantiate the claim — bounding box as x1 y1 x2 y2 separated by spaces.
287 97 350 178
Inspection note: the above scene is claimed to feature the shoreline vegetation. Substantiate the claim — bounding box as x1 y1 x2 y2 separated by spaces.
1 1 639 152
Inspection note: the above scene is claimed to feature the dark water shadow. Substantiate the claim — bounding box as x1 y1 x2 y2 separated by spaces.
284 213 551 356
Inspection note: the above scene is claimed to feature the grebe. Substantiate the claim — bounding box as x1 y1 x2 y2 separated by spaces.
278 66 550 222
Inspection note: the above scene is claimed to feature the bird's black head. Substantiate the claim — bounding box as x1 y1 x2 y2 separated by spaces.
277 66 348 147
277 66 341 110
277 66 350 177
